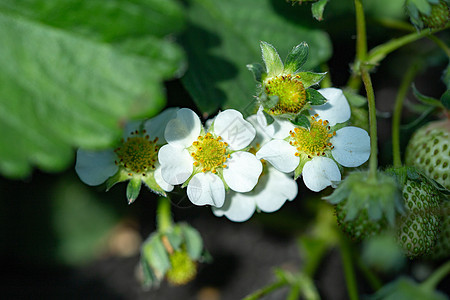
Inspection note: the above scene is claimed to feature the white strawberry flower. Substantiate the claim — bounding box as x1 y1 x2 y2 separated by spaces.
75 108 178 203
212 115 298 222
256 89 370 192
158 108 262 208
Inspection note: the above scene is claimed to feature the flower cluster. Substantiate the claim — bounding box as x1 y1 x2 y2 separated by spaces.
75 41 371 223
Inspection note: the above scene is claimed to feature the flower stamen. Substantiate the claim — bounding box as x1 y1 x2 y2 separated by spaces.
264 74 306 115
115 131 159 176
289 119 335 158
191 133 229 173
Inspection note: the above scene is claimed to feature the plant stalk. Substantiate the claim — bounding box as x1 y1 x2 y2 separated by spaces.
392 61 421 168
157 197 173 234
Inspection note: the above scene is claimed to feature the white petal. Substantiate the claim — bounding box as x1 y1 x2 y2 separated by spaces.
158 144 193 185
256 106 294 139
223 152 262 192
154 164 174 192
256 140 299 173
213 109 255 150
302 157 341 192
212 192 256 222
255 166 298 212
331 126 370 167
144 107 179 144
187 173 225 207
311 88 351 126
246 114 271 146
75 149 118 186
165 108 202 148
123 120 143 139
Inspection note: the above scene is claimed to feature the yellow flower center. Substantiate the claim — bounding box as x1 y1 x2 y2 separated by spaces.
166 250 197 286
289 115 335 158
114 130 158 176
264 74 306 115
191 133 230 173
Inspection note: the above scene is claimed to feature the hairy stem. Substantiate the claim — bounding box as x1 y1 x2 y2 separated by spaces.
339 234 359 300
243 277 288 300
157 197 173 234
361 68 378 180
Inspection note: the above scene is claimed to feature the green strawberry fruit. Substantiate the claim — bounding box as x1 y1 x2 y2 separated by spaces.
420 0 450 29
405 119 450 190
397 179 441 258
428 200 450 260
335 201 387 241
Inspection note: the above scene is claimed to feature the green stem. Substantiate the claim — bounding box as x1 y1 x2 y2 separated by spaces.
354 0 367 62
367 25 449 67
157 197 173 234
428 35 450 58
360 68 378 180
243 277 288 300
421 261 450 291
392 61 421 168
355 255 383 291
339 234 359 300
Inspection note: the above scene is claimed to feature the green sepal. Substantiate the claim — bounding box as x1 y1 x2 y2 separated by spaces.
311 0 329 21
142 172 167 197
306 88 327 105
440 89 450 109
297 72 326 88
261 94 279 110
343 90 367 107
262 109 275 125
368 276 448 300
166 225 183 251
105 169 129 191
412 84 444 108
142 233 171 282
284 42 308 74
140 255 157 289
126 177 142 204
246 63 265 83
291 114 310 128
293 156 309 180
260 41 284 77
180 223 203 260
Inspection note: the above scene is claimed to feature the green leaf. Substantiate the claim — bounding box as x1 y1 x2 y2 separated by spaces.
142 172 167 197
126 177 142 204
440 89 450 109
292 114 310 128
0 0 185 178
297 72 327 88
311 0 329 21
260 41 284 77
284 42 309 74
306 89 327 105
246 63 266 83
180 0 332 114
180 224 203 260
412 84 443 107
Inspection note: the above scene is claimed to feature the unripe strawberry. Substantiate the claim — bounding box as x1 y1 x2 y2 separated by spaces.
405 119 450 190
428 201 450 260
420 0 450 29
397 179 440 258
335 201 387 241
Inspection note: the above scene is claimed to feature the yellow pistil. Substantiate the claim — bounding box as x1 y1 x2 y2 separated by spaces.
191 133 230 173
264 74 306 115
289 115 335 158
114 130 159 176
